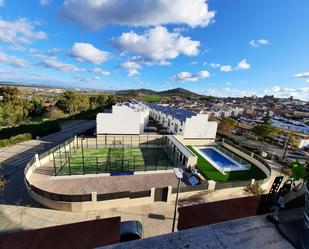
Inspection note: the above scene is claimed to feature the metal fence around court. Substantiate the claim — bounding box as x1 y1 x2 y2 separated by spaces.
52 134 177 176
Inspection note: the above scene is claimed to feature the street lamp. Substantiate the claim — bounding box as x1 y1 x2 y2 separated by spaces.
172 167 183 233
81 135 85 174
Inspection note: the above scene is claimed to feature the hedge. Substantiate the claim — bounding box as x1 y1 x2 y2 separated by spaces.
0 120 61 140
0 133 32 147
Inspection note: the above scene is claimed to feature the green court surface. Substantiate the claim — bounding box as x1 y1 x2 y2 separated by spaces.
56 147 173 175
188 146 267 182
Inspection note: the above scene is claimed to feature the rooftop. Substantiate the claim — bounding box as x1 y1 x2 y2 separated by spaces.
148 103 197 122
105 215 293 249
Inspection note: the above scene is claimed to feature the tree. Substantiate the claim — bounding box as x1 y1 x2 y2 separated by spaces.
46 106 66 120
218 117 238 134
105 95 117 107
0 86 21 103
252 124 278 154
89 96 97 109
30 96 45 117
97 94 107 106
56 91 90 115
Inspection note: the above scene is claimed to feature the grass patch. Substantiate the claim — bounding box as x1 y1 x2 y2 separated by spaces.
144 94 161 102
187 146 267 182
56 147 173 175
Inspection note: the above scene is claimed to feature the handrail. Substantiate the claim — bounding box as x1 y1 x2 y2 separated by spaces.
220 139 271 177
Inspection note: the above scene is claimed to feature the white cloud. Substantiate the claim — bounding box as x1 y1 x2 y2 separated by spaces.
113 26 200 64
219 59 250 72
62 0 215 30
39 0 51 6
249 39 269 48
220 65 232 72
120 61 141 70
42 58 80 72
210 62 221 68
201 88 256 98
236 59 250 70
91 67 111 76
127 69 139 77
74 75 101 82
171 70 209 82
264 86 309 100
69 42 109 64
0 18 46 50
120 60 142 77
293 72 309 79
0 52 28 68
0 0 4 7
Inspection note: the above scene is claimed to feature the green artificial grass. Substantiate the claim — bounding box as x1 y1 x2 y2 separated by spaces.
56 147 172 175
187 146 267 182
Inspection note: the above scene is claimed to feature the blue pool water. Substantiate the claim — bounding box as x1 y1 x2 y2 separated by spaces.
199 147 239 169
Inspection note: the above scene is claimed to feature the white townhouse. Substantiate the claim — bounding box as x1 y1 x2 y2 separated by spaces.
96 101 218 139
148 103 218 139
96 102 149 135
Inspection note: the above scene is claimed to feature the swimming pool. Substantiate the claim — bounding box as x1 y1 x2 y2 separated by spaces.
194 146 249 173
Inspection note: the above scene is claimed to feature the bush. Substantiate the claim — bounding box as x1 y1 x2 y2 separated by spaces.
243 182 265 196
0 133 32 147
0 120 61 140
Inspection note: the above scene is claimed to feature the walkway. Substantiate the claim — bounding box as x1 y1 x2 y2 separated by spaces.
0 187 249 238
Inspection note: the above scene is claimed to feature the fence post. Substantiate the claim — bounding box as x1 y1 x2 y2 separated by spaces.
53 151 57 176
68 154 72 175
114 136 115 149
58 146 62 168
96 136 98 149
131 136 132 148
96 157 99 174
81 138 85 175
133 155 135 171
64 141 67 162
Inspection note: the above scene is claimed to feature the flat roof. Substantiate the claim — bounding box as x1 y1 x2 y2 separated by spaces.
148 103 196 122
167 135 196 158
105 215 293 249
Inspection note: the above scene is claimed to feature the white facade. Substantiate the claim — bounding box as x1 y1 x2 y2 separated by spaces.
96 104 148 134
97 101 218 139
149 107 218 139
184 114 218 139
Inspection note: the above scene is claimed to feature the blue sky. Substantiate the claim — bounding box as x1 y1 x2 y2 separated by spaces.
0 0 308 100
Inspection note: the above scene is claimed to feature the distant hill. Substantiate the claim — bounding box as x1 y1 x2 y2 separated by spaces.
117 88 157 95
158 88 199 97
117 87 199 97
116 87 199 102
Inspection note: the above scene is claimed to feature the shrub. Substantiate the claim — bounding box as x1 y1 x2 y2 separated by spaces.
0 121 61 140
243 182 265 196
0 133 32 147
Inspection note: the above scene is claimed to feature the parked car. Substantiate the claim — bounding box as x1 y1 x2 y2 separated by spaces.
120 220 143 242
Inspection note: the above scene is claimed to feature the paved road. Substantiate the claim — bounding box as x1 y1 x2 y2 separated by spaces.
0 120 95 169
0 120 95 231
227 134 306 160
